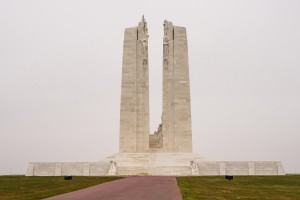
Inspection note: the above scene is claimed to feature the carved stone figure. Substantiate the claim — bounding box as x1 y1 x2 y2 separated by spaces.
138 39 148 56
142 15 148 36
143 59 148 68
156 123 163 147
163 37 169 57
108 161 117 175
163 59 168 70
163 20 168 36
153 123 163 148
190 160 199 175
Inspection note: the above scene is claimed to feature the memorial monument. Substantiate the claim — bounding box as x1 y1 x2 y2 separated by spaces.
26 17 285 176
119 16 192 153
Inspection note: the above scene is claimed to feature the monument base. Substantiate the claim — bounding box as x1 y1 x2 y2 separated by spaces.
26 153 285 176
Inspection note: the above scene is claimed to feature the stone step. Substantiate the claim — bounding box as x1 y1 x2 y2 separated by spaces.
116 166 192 176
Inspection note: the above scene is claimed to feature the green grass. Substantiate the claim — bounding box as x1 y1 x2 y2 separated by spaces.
177 175 300 200
0 176 122 200
1 175 300 200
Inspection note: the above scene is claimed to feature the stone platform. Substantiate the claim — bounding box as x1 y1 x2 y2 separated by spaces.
26 153 285 176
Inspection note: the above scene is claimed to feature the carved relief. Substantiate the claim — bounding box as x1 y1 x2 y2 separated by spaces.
163 59 168 70
143 59 148 69
163 37 169 57
164 58 173 76
137 16 149 58
142 59 148 81
138 39 148 57
141 40 148 55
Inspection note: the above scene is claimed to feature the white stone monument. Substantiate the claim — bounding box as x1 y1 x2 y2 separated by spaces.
26 17 285 176
119 17 192 153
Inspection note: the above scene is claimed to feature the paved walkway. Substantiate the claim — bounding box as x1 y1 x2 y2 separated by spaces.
46 176 182 200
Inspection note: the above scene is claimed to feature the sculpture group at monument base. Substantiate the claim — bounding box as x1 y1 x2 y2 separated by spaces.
26 153 285 176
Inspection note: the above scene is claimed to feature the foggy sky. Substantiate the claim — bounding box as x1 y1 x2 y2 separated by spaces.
0 0 299 174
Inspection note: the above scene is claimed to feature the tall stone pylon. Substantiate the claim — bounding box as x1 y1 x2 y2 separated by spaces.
161 20 193 152
119 16 150 153
150 20 192 152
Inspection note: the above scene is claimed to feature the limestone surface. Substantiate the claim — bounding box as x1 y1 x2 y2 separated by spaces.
119 16 150 153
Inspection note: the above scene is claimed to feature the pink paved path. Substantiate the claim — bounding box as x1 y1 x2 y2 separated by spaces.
46 176 182 200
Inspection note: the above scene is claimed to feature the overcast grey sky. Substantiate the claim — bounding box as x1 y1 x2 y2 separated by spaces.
0 0 299 175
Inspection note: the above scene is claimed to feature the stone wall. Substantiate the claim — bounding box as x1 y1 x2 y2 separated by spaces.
26 161 110 176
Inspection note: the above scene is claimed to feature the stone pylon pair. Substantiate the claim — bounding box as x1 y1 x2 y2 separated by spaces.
119 16 192 153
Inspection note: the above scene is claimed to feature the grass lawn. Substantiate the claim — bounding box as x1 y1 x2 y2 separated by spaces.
0 176 122 200
1 175 300 200
177 175 300 200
